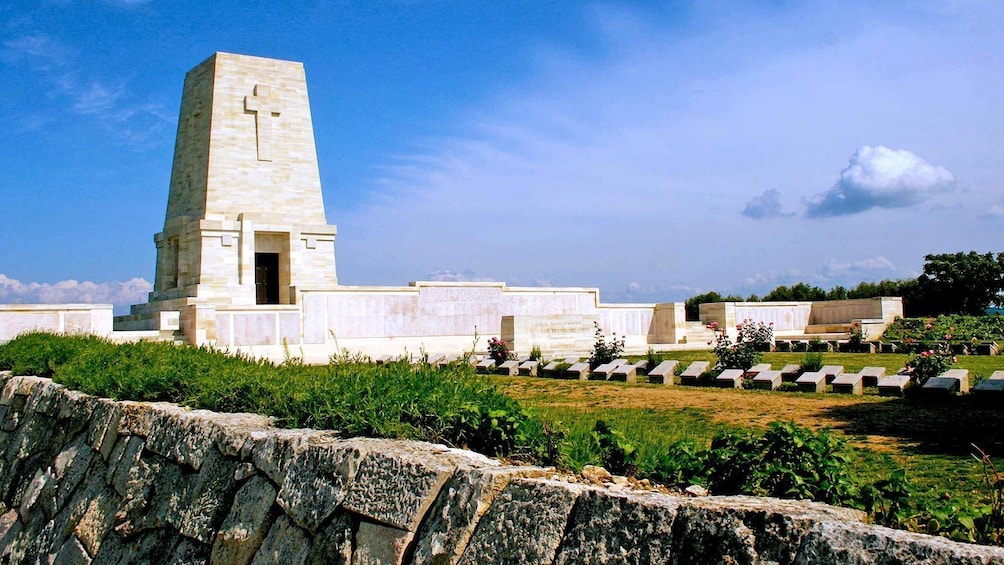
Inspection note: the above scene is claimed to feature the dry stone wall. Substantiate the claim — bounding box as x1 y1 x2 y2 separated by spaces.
0 372 1002 564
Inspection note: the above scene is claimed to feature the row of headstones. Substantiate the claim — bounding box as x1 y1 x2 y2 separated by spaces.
375 353 1003 399
776 339 1000 356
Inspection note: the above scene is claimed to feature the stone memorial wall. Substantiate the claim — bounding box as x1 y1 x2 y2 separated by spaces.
1 372 1001 564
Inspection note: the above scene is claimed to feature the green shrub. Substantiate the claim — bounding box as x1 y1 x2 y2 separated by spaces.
591 420 637 477
0 331 106 378
800 351 824 373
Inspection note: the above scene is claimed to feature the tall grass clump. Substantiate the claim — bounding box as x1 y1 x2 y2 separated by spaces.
0 333 557 464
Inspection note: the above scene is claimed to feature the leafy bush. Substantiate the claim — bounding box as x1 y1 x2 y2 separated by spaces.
487 337 515 365
703 422 856 504
588 323 625 369
711 319 773 372
904 343 956 386
529 344 542 361
591 420 637 477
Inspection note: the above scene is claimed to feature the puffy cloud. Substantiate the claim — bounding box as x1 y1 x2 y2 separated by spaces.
820 257 896 277
0 274 151 306
805 146 955 217
742 188 790 219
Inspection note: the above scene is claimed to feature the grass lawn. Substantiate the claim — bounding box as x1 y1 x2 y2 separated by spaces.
496 351 1004 516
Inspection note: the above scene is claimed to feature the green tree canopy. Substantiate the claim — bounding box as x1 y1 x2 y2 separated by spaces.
917 251 1004 315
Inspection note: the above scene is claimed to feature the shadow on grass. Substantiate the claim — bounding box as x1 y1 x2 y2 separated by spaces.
819 396 1004 456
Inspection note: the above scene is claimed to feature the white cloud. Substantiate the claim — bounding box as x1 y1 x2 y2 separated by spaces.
425 270 495 283
805 146 955 217
742 188 791 219
0 273 151 306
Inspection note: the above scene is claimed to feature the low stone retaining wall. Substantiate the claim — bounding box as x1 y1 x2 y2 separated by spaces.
0 372 1001 564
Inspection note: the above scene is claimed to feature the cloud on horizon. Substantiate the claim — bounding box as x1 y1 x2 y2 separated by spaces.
805 146 955 218
0 274 151 307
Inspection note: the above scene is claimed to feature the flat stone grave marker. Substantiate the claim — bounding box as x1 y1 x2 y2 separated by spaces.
880 341 899 354
774 340 791 352
921 376 959 396
752 370 782 391
746 363 771 377
610 364 638 383
633 359 650 375
541 358 577 378
425 353 447 365
590 359 628 380
496 360 520 376
973 379 1004 398
679 361 710 386
715 369 744 389
647 360 679 385
878 374 910 397
567 362 591 380
859 367 886 387
820 365 844 384
939 368 970 393
795 371 826 393
476 358 496 374
375 354 394 365
990 371 1004 380
831 373 863 395
976 341 999 355
780 364 801 382
437 354 460 368
518 360 539 377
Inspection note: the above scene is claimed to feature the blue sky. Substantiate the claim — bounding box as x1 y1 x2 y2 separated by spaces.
1 1 1002 310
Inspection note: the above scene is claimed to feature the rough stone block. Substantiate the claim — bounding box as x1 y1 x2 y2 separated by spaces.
458 479 583 565
306 510 355 565
251 514 310 565
354 520 415 565
413 466 547 565
247 428 330 486
342 440 457 532
211 475 278 565
277 438 364 533
554 488 679 565
795 520 1004 564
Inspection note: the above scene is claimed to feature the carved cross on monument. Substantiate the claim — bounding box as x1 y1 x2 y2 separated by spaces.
244 84 281 161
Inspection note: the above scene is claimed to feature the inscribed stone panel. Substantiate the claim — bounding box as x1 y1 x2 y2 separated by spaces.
279 313 300 345
233 313 276 346
216 314 232 346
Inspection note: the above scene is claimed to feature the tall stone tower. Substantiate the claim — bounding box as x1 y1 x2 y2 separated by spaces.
118 53 338 343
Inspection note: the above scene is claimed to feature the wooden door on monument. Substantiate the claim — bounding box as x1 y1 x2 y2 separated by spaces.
255 253 280 304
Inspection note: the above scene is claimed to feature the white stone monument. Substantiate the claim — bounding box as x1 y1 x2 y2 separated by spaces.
117 52 338 342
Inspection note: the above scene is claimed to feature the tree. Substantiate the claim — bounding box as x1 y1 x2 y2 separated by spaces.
763 282 826 302
916 251 1004 315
